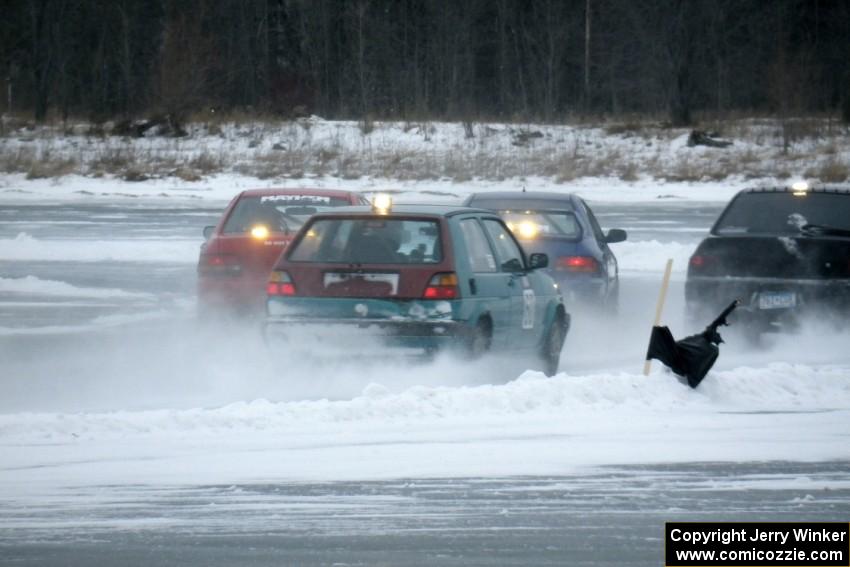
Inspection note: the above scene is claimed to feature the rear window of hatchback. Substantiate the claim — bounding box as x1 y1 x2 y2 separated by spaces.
714 192 850 235
288 218 444 264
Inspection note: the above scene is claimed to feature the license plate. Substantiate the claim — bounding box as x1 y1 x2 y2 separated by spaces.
324 272 399 295
757 291 796 310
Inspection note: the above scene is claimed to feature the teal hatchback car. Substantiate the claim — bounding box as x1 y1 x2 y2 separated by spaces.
264 198 570 375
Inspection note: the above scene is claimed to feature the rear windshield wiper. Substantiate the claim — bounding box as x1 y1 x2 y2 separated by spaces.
800 223 850 237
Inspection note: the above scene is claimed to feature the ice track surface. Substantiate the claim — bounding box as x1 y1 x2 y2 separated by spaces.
1 192 849 566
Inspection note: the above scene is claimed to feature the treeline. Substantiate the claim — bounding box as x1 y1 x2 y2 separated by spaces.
2 0 849 126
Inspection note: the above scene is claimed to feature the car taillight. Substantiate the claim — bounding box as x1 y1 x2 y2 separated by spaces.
423 272 459 299
199 254 241 276
689 255 714 270
266 271 296 296
556 256 598 273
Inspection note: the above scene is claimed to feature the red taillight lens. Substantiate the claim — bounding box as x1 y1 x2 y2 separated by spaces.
423 286 458 299
689 255 713 270
199 254 241 275
556 256 598 273
267 271 296 296
423 273 459 299
266 282 296 296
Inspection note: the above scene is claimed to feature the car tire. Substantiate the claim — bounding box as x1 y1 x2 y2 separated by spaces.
540 314 568 377
466 319 492 359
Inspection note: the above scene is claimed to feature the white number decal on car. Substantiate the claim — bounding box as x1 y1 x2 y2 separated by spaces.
522 289 536 329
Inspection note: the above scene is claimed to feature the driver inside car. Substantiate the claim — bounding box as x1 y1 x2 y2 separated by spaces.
346 222 410 263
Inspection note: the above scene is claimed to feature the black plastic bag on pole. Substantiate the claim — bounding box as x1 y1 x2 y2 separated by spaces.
645 300 740 388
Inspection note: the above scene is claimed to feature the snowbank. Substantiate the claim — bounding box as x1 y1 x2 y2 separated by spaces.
1 364 847 490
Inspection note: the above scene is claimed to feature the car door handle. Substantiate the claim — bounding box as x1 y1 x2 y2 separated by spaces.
469 278 477 295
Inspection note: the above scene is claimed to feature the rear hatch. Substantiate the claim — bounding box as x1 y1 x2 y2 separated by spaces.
517 237 598 275
282 264 442 299
516 237 581 257
691 235 850 280
497 209 599 276
201 193 342 277
694 188 850 280
202 233 290 275
270 216 455 318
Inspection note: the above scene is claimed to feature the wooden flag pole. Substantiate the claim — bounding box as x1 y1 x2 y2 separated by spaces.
643 258 674 376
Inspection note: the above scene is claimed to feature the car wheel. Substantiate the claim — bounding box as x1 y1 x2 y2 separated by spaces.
540 315 567 377
466 319 492 359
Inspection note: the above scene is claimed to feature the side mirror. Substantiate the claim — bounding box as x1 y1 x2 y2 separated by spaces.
528 253 549 270
605 228 627 244
203 226 215 240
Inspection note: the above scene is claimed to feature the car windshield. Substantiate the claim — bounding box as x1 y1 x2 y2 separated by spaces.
289 218 443 264
714 192 850 235
499 210 580 240
222 194 352 234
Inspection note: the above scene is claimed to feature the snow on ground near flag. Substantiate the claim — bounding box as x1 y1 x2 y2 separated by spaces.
1 364 848 490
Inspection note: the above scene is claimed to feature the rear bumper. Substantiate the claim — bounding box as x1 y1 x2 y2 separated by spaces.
685 276 850 326
264 316 466 351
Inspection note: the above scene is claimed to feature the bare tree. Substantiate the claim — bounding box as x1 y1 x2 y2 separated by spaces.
1 0 847 125
28 0 63 121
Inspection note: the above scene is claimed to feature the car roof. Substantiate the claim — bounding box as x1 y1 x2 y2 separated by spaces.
467 191 579 202
306 204 498 218
238 188 362 198
742 185 850 196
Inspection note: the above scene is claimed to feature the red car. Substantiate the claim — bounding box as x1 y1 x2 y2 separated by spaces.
198 188 369 314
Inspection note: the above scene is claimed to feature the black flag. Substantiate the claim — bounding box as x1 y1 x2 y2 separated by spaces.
646 300 740 388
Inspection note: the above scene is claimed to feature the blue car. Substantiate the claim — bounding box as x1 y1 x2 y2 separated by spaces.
463 191 627 311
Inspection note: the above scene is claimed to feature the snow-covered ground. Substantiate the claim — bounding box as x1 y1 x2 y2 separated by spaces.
1 123 849 514
0 170 748 203
2 361 849 495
